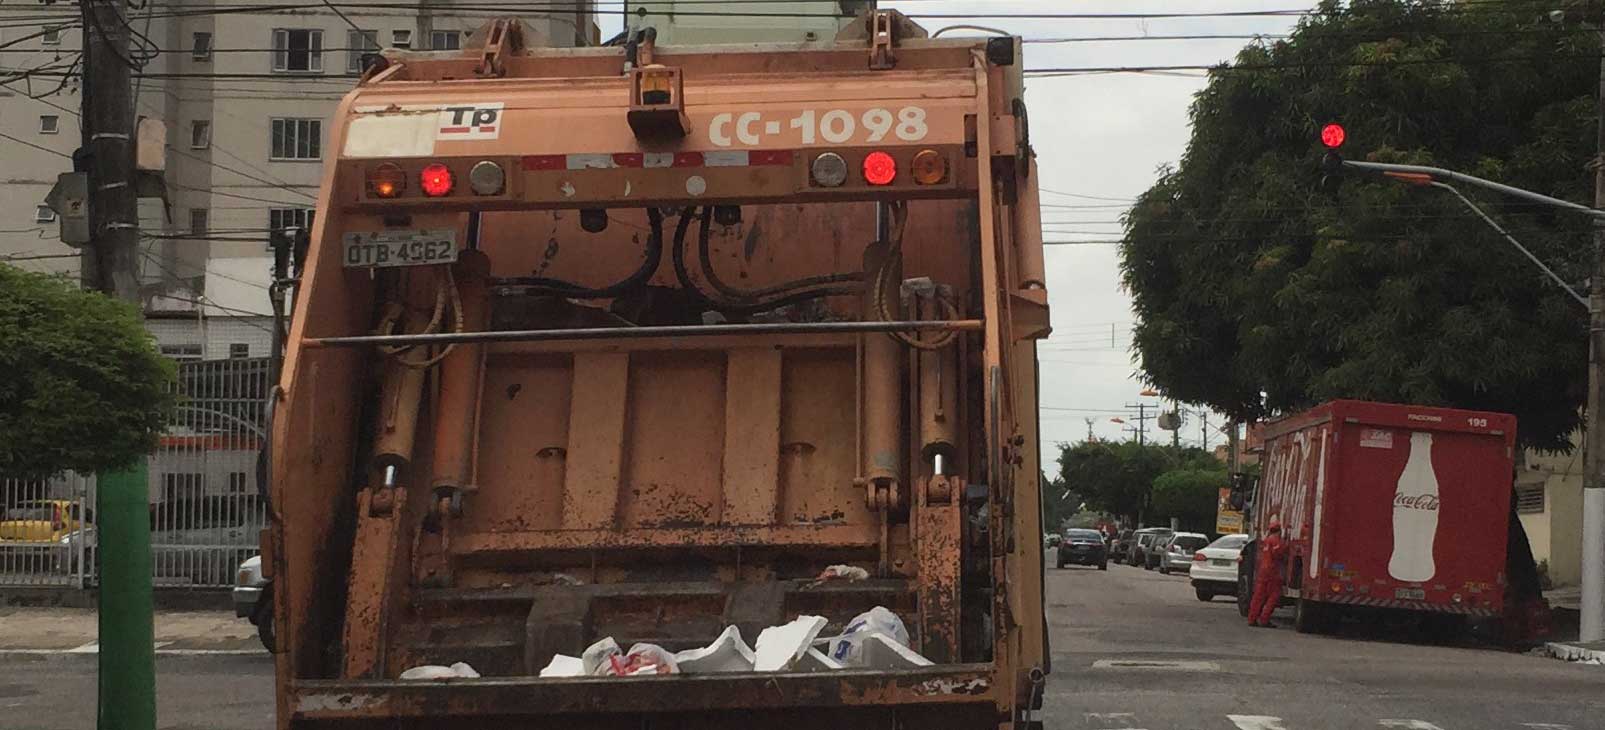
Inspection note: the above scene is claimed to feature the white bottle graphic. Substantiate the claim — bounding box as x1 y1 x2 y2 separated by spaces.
1388 431 1440 582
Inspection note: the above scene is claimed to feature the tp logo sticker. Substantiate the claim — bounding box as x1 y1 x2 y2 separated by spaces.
438 103 504 140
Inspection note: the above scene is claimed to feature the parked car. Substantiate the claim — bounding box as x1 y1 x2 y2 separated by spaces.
1043 533 1062 549
1189 533 1249 602
1156 532 1210 575
234 555 274 651
1130 528 1173 567
1056 528 1109 570
1111 528 1135 558
0 499 89 542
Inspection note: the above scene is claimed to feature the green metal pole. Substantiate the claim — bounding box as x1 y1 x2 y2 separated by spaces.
97 462 155 730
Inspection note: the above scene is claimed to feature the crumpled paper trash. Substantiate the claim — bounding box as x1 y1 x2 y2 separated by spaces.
399 661 480 680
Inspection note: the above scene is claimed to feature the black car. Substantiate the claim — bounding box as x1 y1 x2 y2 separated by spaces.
1056 528 1109 570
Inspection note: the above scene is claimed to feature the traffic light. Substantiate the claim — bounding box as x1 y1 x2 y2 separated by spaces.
1319 122 1345 196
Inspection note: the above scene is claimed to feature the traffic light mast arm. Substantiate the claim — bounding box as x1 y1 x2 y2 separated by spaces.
1427 180 1590 309
1340 159 1605 220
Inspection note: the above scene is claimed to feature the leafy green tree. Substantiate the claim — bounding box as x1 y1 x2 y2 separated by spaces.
1120 0 1596 450
1058 440 1218 524
0 265 175 477
1151 468 1229 534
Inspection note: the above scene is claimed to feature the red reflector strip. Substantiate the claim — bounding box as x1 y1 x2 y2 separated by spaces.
749 150 794 166
520 150 797 172
522 155 564 170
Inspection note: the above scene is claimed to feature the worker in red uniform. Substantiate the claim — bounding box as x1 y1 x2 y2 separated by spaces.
1247 517 1288 628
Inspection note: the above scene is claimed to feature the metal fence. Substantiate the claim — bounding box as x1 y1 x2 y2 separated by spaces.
0 357 271 590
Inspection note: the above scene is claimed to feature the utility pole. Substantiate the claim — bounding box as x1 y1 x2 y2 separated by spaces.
83 1 157 727
1200 411 1209 452
1582 22 1605 644
1084 417 1095 442
1124 403 1152 445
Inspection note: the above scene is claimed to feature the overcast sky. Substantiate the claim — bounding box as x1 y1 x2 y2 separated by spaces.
609 1 1313 459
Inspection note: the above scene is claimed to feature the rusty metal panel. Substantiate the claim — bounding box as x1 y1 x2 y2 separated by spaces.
778 349 866 527
721 348 782 526
617 351 726 529
468 354 572 533
340 489 405 679
449 524 877 554
561 352 629 530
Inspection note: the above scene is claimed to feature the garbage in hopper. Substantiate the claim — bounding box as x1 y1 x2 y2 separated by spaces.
537 607 931 678
399 662 481 680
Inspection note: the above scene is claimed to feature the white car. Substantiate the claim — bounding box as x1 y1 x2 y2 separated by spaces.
233 555 273 651
1188 533 1249 602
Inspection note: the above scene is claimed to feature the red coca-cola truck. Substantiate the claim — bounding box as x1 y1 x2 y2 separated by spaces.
1235 400 1517 634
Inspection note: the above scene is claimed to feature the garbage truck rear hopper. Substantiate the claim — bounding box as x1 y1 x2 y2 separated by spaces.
265 12 1052 728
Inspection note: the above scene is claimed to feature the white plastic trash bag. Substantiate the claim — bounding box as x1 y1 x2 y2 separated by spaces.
539 654 584 677
609 643 679 676
828 607 911 666
581 637 622 676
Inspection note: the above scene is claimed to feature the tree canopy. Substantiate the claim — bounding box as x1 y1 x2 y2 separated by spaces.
1057 440 1219 525
1120 0 1597 450
1151 468 1229 534
0 265 175 477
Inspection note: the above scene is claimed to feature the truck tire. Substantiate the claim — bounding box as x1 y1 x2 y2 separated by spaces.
1196 586 1213 602
1236 548 1255 618
1294 597 1328 634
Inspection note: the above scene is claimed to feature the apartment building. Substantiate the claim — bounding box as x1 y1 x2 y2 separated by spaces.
0 0 595 356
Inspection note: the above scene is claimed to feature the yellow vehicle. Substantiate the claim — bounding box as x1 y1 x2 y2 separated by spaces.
0 499 88 542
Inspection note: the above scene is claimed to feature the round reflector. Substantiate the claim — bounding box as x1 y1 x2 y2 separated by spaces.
1320 123 1346 149
862 151 897 186
369 163 406 198
468 160 505 196
911 149 947 185
811 152 848 187
420 163 454 197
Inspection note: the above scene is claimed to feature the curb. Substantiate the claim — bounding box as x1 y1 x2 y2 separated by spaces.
1545 641 1605 665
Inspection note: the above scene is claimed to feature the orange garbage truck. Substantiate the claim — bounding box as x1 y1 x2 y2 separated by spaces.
265 11 1051 728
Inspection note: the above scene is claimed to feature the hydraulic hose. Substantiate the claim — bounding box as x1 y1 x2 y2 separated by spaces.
493 208 665 298
673 206 859 315
696 208 862 301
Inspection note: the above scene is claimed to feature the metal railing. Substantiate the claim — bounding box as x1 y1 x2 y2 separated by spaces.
0 357 271 590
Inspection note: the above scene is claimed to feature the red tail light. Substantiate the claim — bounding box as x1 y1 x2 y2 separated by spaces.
420 163 454 197
1192 552 1207 562
862 151 896 186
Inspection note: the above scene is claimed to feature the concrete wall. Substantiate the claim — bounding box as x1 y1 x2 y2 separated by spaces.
1518 447 1584 587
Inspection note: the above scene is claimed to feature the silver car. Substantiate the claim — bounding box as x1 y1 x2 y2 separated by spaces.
1156 532 1210 575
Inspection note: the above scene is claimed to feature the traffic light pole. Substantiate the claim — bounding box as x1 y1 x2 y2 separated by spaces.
1337 156 1605 643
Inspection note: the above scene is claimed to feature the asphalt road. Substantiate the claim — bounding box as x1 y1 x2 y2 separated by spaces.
1040 556 1605 729
3 560 1602 729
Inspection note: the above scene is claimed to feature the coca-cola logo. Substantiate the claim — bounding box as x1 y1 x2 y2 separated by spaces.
1394 493 1441 511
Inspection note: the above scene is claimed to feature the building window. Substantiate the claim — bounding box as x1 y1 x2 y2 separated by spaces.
34 205 56 223
160 344 203 361
42 26 61 45
190 208 209 236
269 118 321 160
1515 485 1545 514
347 29 379 74
191 32 212 61
190 120 211 149
430 30 460 50
392 29 412 49
228 343 250 359
271 29 323 73
269 207 315 233
39 115 58 134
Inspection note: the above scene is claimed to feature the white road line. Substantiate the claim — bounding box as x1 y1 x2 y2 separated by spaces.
1091 659 1220 671
65 641 98 653
1228 715 1290 730
1522 725 1573 730
1379 722 1445 730
1084 711 1147 729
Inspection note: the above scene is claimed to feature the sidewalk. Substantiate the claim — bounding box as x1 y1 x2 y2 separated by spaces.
0 606 261 653
1540 585 1604 665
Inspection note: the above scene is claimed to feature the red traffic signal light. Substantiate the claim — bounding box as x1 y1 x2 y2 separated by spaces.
1320 123 1346 149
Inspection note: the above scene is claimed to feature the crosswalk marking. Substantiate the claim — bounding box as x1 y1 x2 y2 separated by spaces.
1378 722 1444 730
1228 715 1289 730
